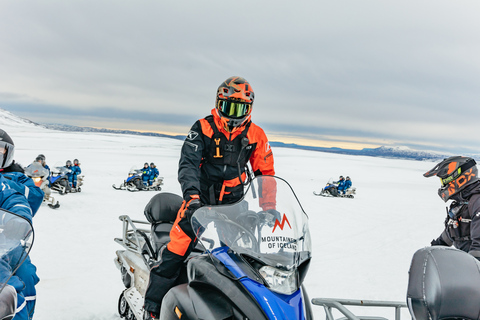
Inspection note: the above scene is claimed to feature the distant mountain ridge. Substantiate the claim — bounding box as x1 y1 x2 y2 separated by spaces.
0 108 464 161
43 123 449 161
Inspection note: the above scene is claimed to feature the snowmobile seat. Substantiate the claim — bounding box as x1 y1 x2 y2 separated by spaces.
144 192 183 223
407 246 480 320
144 192 183 253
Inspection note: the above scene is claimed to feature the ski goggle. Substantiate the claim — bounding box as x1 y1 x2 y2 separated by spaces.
0 143 13 169
217 99 252 119
440 159 476 187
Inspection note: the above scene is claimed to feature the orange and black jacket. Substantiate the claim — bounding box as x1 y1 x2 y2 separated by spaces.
178 108 275 206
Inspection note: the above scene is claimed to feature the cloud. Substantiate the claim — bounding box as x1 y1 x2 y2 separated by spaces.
1 1 480 154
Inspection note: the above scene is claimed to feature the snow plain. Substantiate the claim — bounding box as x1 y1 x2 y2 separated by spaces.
1 115 446 320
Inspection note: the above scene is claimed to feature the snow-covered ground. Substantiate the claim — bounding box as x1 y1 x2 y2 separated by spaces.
2 116 446 320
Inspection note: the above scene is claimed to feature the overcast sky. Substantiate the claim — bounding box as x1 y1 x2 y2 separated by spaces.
1 1 479 154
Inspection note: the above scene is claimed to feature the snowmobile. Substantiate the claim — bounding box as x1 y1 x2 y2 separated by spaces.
48 163 71 195
114 175 313 320
112 167 163 192
0 208 34 319
313 178 356 198
24 162 60 209
312 246 480 320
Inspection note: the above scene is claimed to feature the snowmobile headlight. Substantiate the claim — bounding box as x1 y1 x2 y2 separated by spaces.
259 266 297 295
33 177 42 183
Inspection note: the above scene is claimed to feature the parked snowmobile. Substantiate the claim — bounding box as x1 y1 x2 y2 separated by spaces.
112 167 163 192
313 178 356 198
312 246 480 320
48 162 71 195
24 162 60 209
114 175 313 320
0 208 34 320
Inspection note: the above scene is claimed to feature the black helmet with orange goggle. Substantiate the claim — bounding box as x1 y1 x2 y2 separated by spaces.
424 156 479 202
0 129 15 169
215 76 254 129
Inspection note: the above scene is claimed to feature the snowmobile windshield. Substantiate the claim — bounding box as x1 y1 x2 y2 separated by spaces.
24 162 49 178
191 175 312 273
129 166 142 176
0 209 34 295
52 162 71 174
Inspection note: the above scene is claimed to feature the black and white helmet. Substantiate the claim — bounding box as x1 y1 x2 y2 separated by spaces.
0 129 15 169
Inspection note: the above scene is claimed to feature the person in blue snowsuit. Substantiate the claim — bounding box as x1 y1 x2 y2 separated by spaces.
336 176 346 195
0 129 41 320
343 176 352 193
141 163 151 187
70 159 82 188
63 160 76 192
148 163 159 186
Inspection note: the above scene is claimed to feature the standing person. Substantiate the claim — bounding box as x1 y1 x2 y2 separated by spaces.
141 162 151 188
149 162 159 186
0 129 41 319
71 159 82 188
143 76 275 319
425 156 480 260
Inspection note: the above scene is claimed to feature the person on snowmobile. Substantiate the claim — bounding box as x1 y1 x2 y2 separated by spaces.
35 154 50 179
141 162 151 187
143 76 276 319
343 176 352 193
336 175 346 195
71 159 82 188
425 156 480 260
64 160 74 192
0 129 41 319
149 162 159 186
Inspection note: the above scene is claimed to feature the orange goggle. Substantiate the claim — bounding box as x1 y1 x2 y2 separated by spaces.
217 99 251 119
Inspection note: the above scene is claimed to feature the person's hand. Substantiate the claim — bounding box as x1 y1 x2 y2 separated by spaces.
260 209 281 227
181 195 202 220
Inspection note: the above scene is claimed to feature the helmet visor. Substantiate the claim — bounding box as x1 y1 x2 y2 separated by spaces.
217 99 251 119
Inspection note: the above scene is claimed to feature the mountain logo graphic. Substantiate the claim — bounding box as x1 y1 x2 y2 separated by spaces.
272 214 292 233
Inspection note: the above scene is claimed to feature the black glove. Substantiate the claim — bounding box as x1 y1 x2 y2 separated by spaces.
431 237 448 246
182 195 202 220
261 209 281 227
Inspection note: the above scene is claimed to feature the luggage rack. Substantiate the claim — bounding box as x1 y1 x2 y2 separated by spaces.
114 215 155 257
311 298 407 320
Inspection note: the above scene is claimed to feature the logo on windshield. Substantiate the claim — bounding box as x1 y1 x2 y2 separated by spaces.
272 214 291 233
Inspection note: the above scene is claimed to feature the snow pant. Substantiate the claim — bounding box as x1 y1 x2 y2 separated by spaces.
144 207 197 314
68 174 78 188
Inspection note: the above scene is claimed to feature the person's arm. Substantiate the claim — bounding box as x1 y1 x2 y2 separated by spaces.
1 173 43 216
247 124 276 210
178 120 205 201
0 180 33 223
247 123 274 177
468 195 480 259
